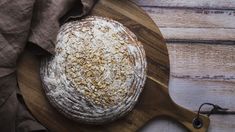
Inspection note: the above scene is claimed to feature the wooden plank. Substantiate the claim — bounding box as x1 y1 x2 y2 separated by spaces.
162 28 235 42
169 77 235 111
142 7 235 28
139 115 235 132
140 7 235 41
145 44 235 131
131 0 235 9
130 1 235 131
209 115 235 132
167 44 235 79
167 43 235 111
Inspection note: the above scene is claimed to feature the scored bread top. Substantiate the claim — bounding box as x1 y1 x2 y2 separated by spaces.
40 16 147 124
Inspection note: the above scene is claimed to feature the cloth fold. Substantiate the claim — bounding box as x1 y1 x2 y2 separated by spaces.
0 0 96 131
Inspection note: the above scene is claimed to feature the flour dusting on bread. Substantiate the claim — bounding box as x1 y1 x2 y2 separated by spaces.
40 16 147 124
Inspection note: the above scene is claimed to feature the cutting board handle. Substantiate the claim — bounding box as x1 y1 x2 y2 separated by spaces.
163 102 210 132
144 76 210 132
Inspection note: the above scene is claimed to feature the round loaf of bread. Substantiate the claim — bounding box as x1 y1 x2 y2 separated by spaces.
40 16 147 124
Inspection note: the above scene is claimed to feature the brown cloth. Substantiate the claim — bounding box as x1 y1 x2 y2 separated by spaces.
0 0 96 131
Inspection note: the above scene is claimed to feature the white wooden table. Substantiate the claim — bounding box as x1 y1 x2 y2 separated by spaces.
132 0 235 131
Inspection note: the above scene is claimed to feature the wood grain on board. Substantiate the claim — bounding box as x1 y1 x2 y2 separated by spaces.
130 0 235 131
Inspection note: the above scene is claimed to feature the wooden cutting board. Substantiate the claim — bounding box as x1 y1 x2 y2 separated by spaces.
17 0 210 131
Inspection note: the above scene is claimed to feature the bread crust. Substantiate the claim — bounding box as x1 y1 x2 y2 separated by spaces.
40 16 147 124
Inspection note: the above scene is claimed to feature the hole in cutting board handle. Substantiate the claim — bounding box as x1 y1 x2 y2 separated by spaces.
192 118 203 129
